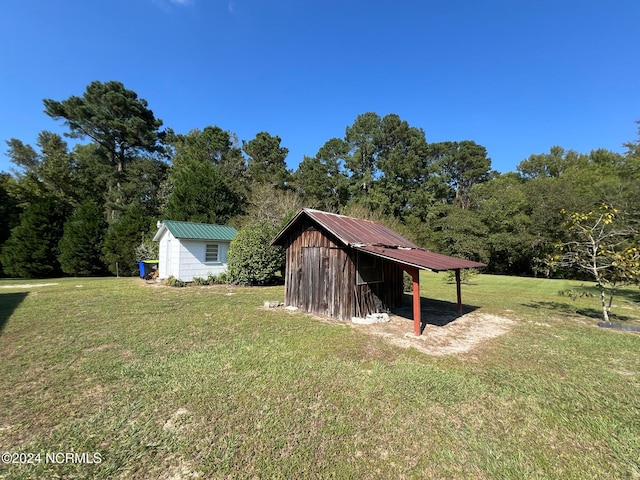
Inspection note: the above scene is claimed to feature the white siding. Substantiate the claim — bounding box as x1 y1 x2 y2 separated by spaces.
157 230 171 280
175 240 230 282
156 229 232 282
168 235 181 279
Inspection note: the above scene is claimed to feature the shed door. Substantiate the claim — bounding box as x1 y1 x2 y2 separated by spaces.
302 247 330 315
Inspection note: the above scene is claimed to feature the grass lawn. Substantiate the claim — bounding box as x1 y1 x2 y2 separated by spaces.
0 273 639 479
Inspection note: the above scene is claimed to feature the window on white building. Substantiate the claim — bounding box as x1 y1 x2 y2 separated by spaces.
205 244 219 262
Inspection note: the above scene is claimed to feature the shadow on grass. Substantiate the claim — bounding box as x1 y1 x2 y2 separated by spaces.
0 292 28 336
522 300 638 322
392 294 480 334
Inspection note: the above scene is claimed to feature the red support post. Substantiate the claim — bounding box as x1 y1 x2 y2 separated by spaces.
406 267 421 336
455 269 462 313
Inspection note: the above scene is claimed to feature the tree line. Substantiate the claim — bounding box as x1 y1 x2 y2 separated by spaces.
1 80 639 280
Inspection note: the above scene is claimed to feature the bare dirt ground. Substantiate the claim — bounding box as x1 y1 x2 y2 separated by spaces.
351 310 515 356
0 283 59 289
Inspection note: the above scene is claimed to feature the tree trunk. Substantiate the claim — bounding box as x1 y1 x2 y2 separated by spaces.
598 282 610 322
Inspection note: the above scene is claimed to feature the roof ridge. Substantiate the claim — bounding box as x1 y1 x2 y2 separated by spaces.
162 219 236 228
304 208 386 225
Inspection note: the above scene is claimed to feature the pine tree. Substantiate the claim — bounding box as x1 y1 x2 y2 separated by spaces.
58 201 109 276
0 197 69 278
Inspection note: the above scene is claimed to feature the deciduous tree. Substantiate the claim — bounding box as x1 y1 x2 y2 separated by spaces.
543 205 639 321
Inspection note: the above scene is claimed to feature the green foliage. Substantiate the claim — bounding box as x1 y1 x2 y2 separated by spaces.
344 112 382 198
227 221 285 285
102 207 153 276
294 143 349 212
242 131 290 188
3 98 640 281
443 268 478 284
164 154 239 224
542 204 640 321
115 156 169 218
5 132 80 205
58 200 109 276
0 174 21 256
43 80 165 173
165 275 186 287
168 126 248 206
0 197 69 278
430 140 493 209
191 272 230 286
372 115 434 220
420 205 490 264
517 146 586 179
211 271 229 284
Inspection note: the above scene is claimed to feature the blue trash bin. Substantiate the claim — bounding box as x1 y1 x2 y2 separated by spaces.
139 260 159 279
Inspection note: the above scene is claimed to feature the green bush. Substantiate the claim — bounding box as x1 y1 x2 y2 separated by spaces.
207 272 229 284
165 276 186 287
227 221 285 285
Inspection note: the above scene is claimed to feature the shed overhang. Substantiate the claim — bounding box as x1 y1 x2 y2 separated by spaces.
355 245 486 272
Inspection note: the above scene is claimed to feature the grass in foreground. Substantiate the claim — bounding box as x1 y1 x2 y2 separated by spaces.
0 274 639 479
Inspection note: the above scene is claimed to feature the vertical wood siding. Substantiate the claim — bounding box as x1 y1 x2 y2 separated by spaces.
283 218 404 320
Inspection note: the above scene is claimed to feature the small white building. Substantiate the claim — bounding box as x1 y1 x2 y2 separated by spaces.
153 220 238 282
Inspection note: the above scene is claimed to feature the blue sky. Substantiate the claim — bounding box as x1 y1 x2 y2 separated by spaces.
1 0 639 174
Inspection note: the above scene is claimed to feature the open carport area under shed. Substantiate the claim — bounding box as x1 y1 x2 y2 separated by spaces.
271 209 486 336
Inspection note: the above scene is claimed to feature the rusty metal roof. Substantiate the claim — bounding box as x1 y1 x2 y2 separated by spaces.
272 209 486 271
356 245 486 272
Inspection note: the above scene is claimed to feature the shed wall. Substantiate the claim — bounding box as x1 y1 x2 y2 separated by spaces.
175 239 230 282
158 231 181 280
282 218 404 320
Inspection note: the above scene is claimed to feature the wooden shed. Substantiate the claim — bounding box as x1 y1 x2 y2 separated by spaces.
271 209 485 336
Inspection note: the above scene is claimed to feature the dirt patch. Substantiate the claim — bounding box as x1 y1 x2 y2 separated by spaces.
0 283 59 289
351 311 515 356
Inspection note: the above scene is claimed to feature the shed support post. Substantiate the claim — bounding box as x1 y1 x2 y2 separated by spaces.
455 269 462 313
404 266 421 336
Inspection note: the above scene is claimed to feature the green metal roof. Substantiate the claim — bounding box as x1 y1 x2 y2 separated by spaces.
157 220 237 241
